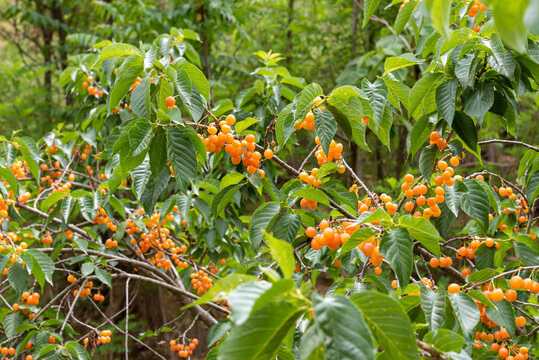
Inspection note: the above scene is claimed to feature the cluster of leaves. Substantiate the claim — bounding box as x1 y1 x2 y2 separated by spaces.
0 0 538 359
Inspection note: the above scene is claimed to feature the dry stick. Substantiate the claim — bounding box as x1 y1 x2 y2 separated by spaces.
342 159 380 207
478 139 539 152
60 279 87 335
417 340 448 360
125 278 130 360
353 0 413 53
40 248 228 317
87 298 168 360
298 146 318 173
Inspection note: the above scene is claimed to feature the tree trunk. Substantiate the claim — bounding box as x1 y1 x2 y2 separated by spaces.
286 0 294 65
351 0 359 57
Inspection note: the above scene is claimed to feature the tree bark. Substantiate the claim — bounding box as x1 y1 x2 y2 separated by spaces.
286 0 294 65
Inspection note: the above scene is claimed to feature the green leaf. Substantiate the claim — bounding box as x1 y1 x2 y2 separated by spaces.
420 287 446 331
444 181 467 216
383 54 424 75
171 58 210 102
489 0 529 52
398 215 441 256
273 213 301 243
419 144 437 180
8 262 28 296
424 0 450 36
167 126 197 192
485 300 515 337
526 171 539 203
40 191 68 212
228 281 273 325
0 165 19 193
408 73 442 117
339 227 377 256
182 125 207 165
235 117 260 135
313 109 337 155
352 291 420 360
186 273 257 308
465 81 494 120
131 78 151 118
461 179 490 229
363 0 379 27
380 228 413 289
14 137 41 182
362 78 388 128
475 243 495 270
249 202 281 247
452 111 479 157
108 55 143 113
468 269 499 282
291 187 329 207
95 267 112 288
314 295 376 360
387 76 411 112
449 292 480 339
264 232 295 278
315 162 342 180
212 184 243 217
217 301 303 360
423 329 464 353
435 79 458 125
3 312 23 338
28 250 54 287
81 262 94 276
394 0 420 35
95 43 140 65
408 113 435 156
275 104 295 149
294 83 323 121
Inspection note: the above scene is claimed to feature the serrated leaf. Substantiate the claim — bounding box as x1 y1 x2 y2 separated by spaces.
340 227 376 256
131 78 151 118
380 228 413 289
461 179 490 229
420 287 446 331
449 292 480 339
264 232 295 278
398 215 441 256
313 109 337 155
273 213 301 243
249 202 281 247
352 291 419 359
452 111 479 157
419 145 437 180
408 113 435 156
408 73 442 117
291 187 329 207
424 0 450 36
217 301 303 360
108 55 143 113
8 262 28 296
315 295 376 360
363 0 379 27
167 126 197 192
435 79 458 125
